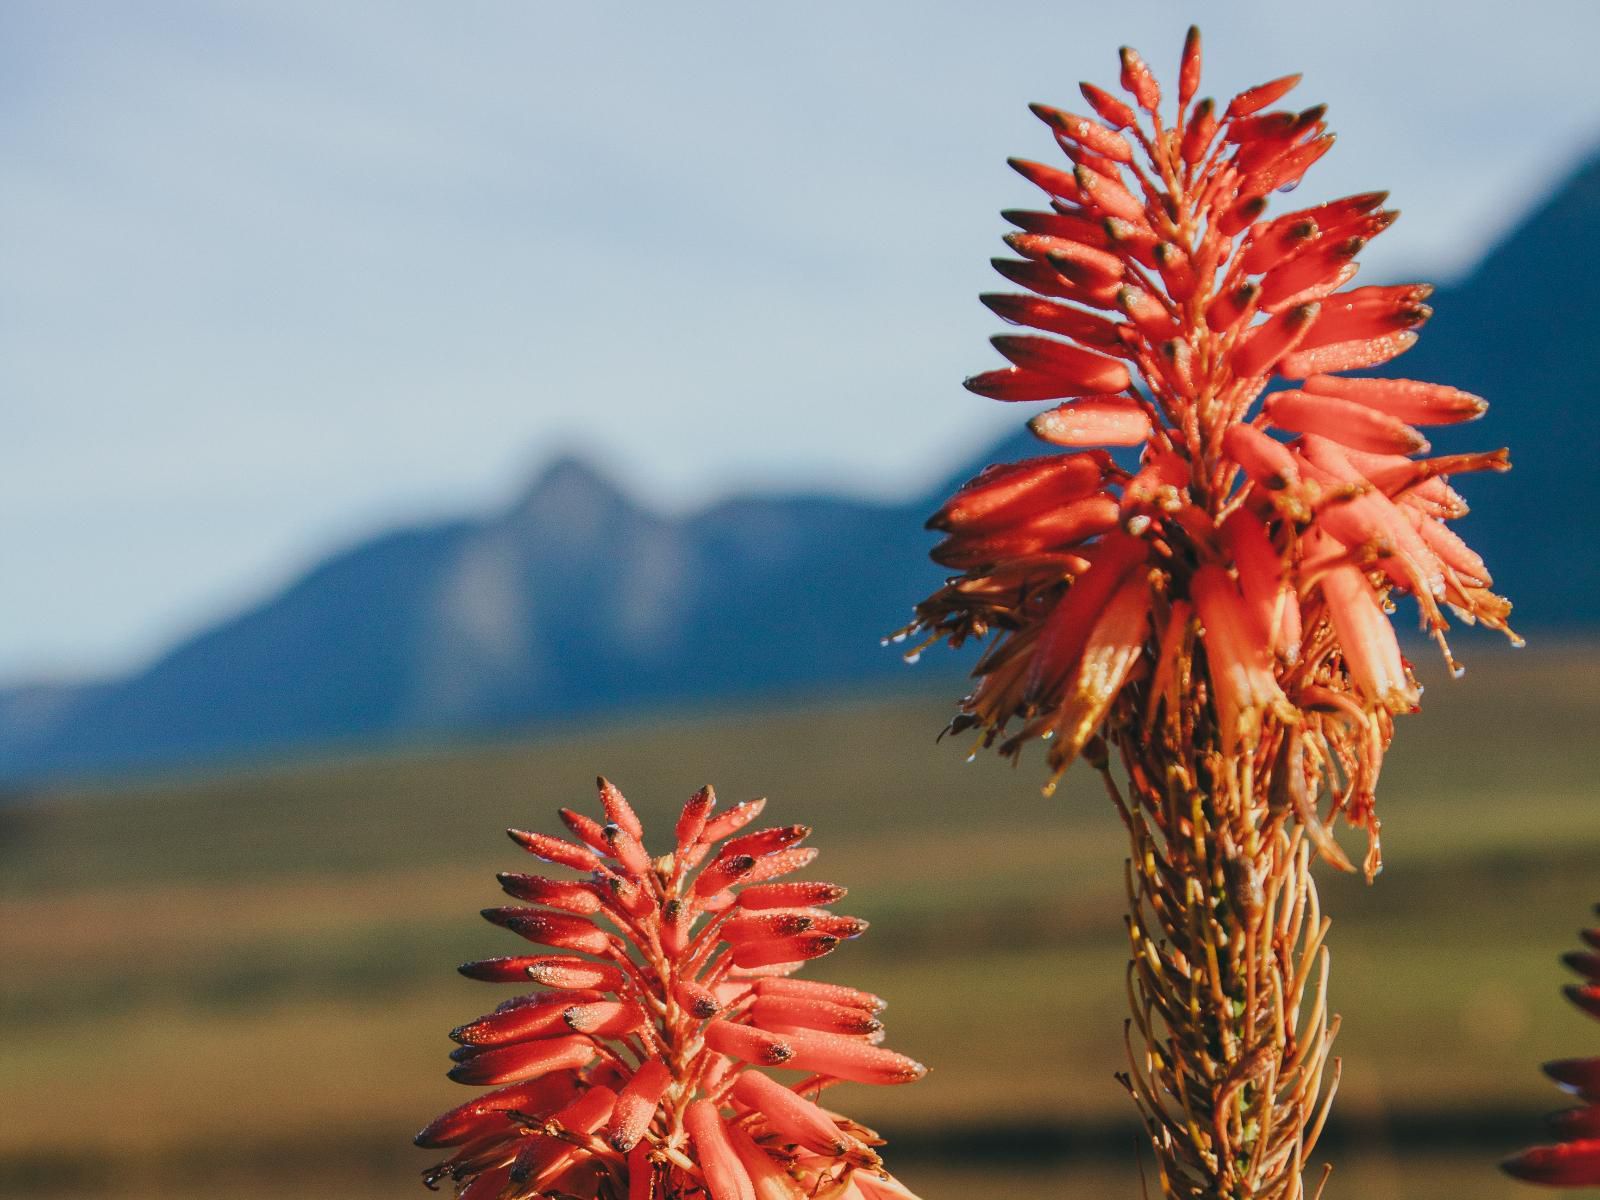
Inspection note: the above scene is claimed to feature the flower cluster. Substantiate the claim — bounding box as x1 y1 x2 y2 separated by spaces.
1502 905 1600 1188
907 26 1515 873
416 778 926 1200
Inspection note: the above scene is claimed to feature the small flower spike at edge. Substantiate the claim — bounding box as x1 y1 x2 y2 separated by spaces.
1501 904 1600 1189
416 778 927 1200
902 27 1517 1200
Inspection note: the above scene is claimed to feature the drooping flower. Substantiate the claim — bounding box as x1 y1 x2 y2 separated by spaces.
1502 905 1600 1189
415 778 927 1200
907 25 1516 874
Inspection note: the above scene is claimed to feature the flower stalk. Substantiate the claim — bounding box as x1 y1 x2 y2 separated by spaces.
908 26 1513 1198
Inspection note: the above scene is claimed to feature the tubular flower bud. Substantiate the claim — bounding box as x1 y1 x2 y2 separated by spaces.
1080 80 1136 129
754 976 886 1013
731 1069 853 1154
1503 904 1600 1188
1318 556 1419 714
607 1059 672 1152
1300 373 1486 425
684 1102 756 1200
926 453 1109 532
1029 397 1152 447
1190 564 1294 750
417 778 925 1199
700 798 768 844
736 880 849 910
497 873 605 915
1263 388 1430 455
486 908 614 957
452 993 596 1048
903 25 1513 856
445 1035 596 1087
1177 25 1202 108
750 995 884 1037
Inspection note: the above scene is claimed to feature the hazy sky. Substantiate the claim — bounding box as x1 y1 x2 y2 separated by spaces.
6 1 1599 682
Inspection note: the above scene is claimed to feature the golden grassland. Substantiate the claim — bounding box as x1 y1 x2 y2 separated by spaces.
1 644 1596 1198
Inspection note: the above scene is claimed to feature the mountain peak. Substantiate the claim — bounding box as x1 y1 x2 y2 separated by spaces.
510 453 630 520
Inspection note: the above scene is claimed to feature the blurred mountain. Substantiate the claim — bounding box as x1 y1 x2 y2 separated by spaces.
1374 150 1600 629
0 455 957 782
3 151 1596 784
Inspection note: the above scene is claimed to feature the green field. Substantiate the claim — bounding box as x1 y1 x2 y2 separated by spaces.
1 645 1595 1199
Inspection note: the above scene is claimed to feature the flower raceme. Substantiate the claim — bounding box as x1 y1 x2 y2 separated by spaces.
416 779 926 1200
1502 905 1600 1189
908 26 1516 871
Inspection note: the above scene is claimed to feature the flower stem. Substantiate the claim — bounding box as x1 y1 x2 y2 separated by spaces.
1105 734 1339 1198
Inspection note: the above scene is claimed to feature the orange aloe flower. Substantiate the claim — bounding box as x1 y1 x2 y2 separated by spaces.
1503 906 1600 1189
416 778 926 1200
906 28 1520 1199
908 26 1516 874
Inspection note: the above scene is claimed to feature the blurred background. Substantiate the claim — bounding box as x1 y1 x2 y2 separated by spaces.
3 3 1598 1197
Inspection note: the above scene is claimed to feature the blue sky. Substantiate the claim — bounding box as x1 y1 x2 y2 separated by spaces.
5 1 1599 682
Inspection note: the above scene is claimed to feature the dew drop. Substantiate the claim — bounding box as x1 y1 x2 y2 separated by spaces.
903 651 922 665
965 752 977 764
